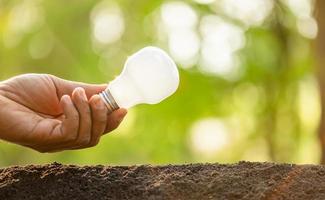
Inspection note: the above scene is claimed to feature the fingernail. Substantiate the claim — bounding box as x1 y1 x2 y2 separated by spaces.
119 111 127 119
95 95 104 108
120 109 128 116
61 95 68 101
77 87 87 100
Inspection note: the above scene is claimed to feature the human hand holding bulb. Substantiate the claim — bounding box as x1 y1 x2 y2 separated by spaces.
99 46 180 112
0 46 179 153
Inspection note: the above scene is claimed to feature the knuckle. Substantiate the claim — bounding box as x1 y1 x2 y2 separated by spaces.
97 117 107 124
89 139 100 147
77 137 91 146
93 106 104 114
65 133 78 142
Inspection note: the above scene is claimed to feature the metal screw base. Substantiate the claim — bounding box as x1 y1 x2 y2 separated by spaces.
99 89 119 113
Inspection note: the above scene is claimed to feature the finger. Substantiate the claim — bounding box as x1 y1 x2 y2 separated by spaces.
104 108 127 134
50 75 107 99
71 87 92 148
34 95 79 152
77 83 107 99
88 95 107 147
58 95 80 141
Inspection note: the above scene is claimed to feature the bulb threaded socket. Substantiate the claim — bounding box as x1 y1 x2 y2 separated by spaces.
99 89 119 113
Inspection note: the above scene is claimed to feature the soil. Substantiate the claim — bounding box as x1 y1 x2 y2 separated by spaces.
0 161 325 200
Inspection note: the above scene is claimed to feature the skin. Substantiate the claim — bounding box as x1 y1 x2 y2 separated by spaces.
0 74 127 153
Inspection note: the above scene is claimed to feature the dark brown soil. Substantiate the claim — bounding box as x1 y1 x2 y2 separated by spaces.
1 161 325 200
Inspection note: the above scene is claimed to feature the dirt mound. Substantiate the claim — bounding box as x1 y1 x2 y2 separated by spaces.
0 161 325 200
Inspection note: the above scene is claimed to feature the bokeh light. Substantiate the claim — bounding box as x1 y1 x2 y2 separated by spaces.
297 76 321 132
285 0 318 39
297 17 318 39
90 1 125 46
28 30 54 59
160 1 199 68
286 0 313 19
199 15 245 79
193 0 216 5
220 0 274 27
161 2 198 30
168 29 200 67
190 118 230 157
3 0 44 48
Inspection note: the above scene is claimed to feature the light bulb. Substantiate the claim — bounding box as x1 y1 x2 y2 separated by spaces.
99 46 179 111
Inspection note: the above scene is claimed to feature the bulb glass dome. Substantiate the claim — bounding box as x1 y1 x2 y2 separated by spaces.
106 46 179 108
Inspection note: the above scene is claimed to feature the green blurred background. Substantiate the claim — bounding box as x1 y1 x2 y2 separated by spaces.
0 0 322 166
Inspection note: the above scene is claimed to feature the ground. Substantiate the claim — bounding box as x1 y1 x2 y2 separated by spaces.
1 161 325 199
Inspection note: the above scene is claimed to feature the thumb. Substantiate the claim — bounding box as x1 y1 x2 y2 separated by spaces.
50 75 107 99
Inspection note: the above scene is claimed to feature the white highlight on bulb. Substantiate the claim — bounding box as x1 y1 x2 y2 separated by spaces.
104 46 180 109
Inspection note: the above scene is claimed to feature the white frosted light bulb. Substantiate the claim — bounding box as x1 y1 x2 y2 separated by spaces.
100 46 179 111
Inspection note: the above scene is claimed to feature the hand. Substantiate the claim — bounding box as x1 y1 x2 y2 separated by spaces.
0 74 127 152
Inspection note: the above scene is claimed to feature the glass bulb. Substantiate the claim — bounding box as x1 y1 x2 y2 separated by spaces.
100 46 180 110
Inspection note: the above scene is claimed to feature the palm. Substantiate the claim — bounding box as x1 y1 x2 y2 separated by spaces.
3 74 63 118
0 75 64 147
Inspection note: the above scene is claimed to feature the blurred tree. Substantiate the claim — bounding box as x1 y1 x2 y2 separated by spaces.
316 0 325 164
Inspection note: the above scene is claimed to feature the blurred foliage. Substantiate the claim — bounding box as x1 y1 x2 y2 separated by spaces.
0 0 321 166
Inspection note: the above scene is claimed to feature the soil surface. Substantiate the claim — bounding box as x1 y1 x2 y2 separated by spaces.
1 161 325 200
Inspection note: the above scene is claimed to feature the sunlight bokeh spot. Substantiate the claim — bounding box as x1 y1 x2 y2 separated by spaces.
285 0 318 39
193 0 216 5
285 0 313 19
232 83 261 112
168 29 200 67
160 1 199 68
200 15 245 52
91 1 125 45
28 30 54 59
200 45 239 78
190 118 230 157
220 0 273 27
297 76 321 132
199 15 244 79
161 1 198 30
297 17 318 39
8 0 44 33
3 0 44 48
